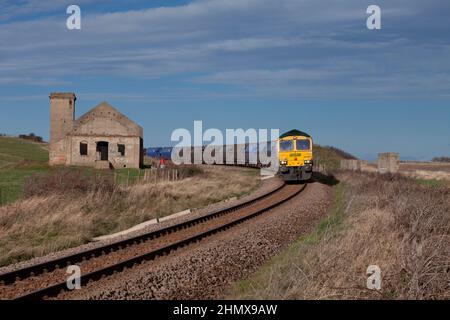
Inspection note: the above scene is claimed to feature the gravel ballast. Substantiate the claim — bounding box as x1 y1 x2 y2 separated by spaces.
61 181 332 300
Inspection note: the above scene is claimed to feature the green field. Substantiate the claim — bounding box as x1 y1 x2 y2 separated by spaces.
0 137 154 205
0 137 50 205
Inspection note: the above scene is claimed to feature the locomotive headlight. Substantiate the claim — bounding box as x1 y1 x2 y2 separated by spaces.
280 160 288 165
304 160 313 165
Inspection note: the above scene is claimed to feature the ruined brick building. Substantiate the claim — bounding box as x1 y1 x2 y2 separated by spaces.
49 93 143 169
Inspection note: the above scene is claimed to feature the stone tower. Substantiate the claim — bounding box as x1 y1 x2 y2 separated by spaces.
49 92 76 165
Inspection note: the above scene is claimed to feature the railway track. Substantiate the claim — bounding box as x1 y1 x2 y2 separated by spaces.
0 181 305 300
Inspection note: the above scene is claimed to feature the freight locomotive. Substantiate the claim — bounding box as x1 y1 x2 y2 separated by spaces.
277 129 313 182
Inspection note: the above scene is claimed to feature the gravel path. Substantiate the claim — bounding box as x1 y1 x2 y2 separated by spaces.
60 181 332 300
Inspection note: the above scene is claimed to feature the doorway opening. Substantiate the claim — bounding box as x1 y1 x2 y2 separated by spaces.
96 141 109 161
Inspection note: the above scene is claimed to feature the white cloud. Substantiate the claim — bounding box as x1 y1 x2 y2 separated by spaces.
0 0 449 99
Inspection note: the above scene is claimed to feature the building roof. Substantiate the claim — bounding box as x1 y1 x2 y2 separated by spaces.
49 92 76 100
72 102 143 138
279 129 311 139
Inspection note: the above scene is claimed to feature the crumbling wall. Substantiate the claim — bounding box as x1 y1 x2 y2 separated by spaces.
340 159 358 170
67 135 141 169
377 153 400 173
340 159 369 171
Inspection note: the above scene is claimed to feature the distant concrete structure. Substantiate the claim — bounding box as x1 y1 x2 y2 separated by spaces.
340 159 368 171
357 160 368 171
377 153 400 174
49 93 143 169
341 159 358 171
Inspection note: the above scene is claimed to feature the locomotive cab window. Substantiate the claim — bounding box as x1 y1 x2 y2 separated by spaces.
118 144 125 156
80 142 88 156
279 140 294 151
296 139 311 151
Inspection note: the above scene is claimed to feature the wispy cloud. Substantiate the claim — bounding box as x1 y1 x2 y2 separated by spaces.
0 0 449 100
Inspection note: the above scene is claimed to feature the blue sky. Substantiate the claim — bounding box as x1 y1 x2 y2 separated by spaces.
0 0 449 160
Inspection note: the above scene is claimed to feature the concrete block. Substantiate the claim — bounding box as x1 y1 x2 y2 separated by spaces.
93 209 192 242
378 153 400 173
341 159 358 170
341 159 369 171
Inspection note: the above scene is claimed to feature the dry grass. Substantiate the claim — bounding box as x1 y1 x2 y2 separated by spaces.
0 165 260 266
229 172 449 300
362 162 450 182
405 170 450 182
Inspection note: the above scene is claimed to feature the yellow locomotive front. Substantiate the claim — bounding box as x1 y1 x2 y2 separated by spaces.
278 130 313 182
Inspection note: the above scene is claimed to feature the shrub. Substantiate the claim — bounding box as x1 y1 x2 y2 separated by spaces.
432 156 450 163
18 133 44 143
174 165 205 179
23 169 117 198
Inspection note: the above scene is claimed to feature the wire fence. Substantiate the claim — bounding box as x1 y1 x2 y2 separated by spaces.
112 168 180 186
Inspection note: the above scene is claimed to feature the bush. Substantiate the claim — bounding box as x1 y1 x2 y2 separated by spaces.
432 156 450 163
23 169 117 198
18 133 43 143
321 146 357 160
175 165 205 179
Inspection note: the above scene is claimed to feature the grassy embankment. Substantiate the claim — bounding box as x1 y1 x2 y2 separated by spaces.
228 171 449 300
313 144 356 171
0 137 260 266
